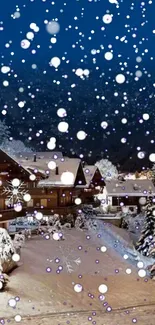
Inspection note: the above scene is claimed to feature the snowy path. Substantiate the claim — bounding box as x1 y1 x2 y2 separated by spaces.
1 228 155 325
6 304 155 325
88 221 154 272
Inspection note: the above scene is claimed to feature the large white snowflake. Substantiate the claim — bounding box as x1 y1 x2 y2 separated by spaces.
2 181 28 205
59 245 81 273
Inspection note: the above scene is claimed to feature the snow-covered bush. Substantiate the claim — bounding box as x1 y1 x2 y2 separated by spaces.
48 214 74 227
0 228 17 290
13 233 25 254
48 214 60 226
75 214 87 230
75 211 99 232
21 229 31 239
122 213 144 232
148 264 155 280
95 159 118 180
0 273 9 291
60 214 75 227
38 215 67 240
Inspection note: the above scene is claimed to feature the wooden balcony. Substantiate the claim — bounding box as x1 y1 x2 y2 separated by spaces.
83 188 100 196
25 205 79 216
0 208 26 223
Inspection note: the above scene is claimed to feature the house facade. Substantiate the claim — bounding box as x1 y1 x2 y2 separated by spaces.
14 152 87 216
0 149 31 228
0 150 105 228
105 179 155 213
83 165 105 204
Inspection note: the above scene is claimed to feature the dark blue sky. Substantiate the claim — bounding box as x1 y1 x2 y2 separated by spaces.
0 0 155 171
1 0 155 67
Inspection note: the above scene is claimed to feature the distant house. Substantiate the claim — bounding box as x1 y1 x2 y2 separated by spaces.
105 179 155 213
83 165 105 204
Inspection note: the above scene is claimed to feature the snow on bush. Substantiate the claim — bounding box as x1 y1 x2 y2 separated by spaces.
13 233 25 254
75 209 99 232
121 211 144 232
0 228 17 290
38 214 73 240
95 159 118 180
21 229 32 239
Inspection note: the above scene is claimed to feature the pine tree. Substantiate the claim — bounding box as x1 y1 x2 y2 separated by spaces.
0 120 10 144
151 164 155 185
95 159 118 180
136 197 155 257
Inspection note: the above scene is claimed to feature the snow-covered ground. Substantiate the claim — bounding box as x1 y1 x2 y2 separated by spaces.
1 226 155 325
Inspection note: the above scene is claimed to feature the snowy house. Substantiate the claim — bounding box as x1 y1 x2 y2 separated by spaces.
14 152 87 215
105 179 155 213
0 149 107 222
83 165 105 204
0 149 31 228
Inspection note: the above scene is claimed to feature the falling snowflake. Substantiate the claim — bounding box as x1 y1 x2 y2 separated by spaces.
2 180 28 205
59 245 81 273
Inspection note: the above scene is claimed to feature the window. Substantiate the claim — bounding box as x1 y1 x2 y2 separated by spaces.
27 199 34 207
41 199 47 207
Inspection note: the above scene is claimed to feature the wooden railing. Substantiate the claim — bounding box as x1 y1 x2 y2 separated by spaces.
0 208 26 222
25 205 79 216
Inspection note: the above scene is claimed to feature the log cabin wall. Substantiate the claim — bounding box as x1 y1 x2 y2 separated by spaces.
28 187 75 209
91 169 105 188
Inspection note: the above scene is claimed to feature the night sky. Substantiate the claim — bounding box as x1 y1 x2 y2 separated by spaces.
0 0 155 171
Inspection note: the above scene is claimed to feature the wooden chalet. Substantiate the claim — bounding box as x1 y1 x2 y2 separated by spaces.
0 149 107 228
105 179 155 213
82 165 105 204
0 149 31 228
14 151 87 216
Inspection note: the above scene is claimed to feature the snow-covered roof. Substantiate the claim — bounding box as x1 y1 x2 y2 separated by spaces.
14 153 86 187
105 179 155 197
15 151 63 161
0 149 32 177
37 157 83 187
83 165 98 187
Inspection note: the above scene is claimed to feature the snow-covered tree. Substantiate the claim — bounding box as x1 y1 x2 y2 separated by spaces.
136 198 155 257
0 120 10 144
0 228 17 290
0 139 33 156
151 164 155 185
95 159 118 180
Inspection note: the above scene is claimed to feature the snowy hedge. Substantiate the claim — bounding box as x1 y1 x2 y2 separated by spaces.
0 228 18 291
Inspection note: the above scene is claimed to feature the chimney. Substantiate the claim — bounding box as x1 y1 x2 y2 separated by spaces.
56 166 59 175
33 154 37 162
82 161 85 168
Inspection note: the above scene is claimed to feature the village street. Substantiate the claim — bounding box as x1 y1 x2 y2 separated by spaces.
1 226 155 325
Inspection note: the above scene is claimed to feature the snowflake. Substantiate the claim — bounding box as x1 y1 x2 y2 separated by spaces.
59 245 81 273
2 180 28 205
